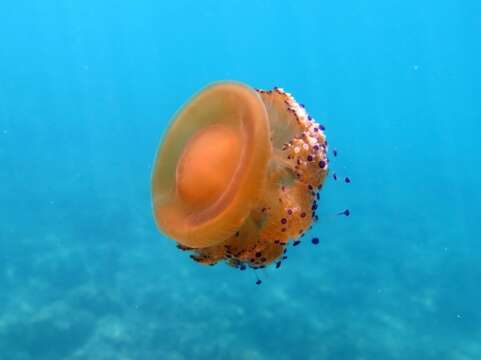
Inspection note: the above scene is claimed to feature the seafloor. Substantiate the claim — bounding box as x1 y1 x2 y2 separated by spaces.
1 187 479 360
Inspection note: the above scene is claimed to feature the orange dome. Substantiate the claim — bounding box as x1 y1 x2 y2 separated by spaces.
151 81 328 269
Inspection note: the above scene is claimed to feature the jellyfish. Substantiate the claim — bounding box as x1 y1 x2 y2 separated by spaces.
151 81 328 269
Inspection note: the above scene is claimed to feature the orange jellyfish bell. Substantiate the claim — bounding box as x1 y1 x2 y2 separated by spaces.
152 81 328 269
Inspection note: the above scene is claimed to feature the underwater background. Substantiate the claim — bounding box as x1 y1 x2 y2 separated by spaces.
1 0 480 359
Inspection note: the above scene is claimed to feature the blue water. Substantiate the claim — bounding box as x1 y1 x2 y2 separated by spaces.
1 1 480 359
